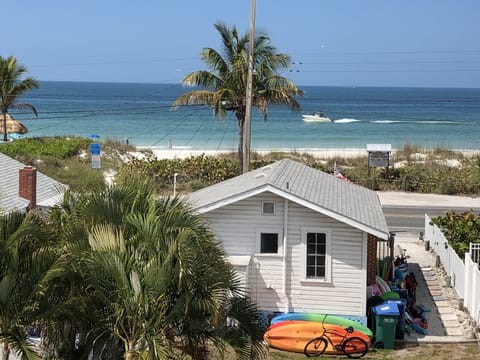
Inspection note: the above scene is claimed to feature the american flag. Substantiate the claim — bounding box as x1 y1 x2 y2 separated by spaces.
334 163 354 184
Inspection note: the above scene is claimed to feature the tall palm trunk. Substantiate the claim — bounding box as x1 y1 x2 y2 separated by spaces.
238 120 244 174
236 108 246 173
2 112 7 142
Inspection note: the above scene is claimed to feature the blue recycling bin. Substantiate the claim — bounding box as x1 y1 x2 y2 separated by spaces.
373 303 399 349
386 298 408 339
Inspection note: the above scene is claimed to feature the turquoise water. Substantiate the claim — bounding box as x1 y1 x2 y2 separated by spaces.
12 81 480 151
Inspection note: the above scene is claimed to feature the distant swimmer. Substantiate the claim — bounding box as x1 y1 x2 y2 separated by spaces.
168 139 173 149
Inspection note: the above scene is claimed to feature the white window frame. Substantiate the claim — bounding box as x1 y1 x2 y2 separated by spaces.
300 227 332 283
261 201 275 215
256 227 283 256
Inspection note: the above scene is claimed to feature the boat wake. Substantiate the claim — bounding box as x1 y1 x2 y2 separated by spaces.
332 118 360 123
371 120 402 124
371 119 460 124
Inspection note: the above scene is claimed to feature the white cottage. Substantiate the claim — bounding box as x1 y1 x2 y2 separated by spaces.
187 159 389 318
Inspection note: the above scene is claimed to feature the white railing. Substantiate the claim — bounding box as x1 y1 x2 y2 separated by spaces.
425 214 480 325
464 253 480 325
471 243 480 265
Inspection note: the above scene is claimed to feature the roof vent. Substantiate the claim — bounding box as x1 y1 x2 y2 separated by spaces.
263 165 272 171
255 173 266 179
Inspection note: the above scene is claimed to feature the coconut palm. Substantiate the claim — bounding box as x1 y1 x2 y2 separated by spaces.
173 22 303 173
0 56 39 142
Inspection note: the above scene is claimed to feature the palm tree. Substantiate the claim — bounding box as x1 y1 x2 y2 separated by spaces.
0 56 39 142
0 211 56 360
40 181 268 359
173 22 303 173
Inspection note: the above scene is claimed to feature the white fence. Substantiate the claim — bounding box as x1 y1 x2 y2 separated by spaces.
424 215 480 325
471 243 480 264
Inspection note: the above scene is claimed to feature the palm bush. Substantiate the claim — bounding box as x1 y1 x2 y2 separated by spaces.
39 180 267 359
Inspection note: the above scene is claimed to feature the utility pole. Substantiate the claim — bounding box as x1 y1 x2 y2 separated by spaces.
242 0 256 174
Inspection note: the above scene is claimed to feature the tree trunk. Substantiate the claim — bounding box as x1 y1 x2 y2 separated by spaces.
125 341 138 360
2 112 7 142
236 112 245 174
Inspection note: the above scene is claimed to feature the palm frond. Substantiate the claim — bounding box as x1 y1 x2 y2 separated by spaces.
0 328 40 360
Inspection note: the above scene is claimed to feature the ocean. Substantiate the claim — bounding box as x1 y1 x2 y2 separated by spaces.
11 81 480 151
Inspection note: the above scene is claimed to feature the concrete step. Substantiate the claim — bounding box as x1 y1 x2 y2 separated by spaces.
443 319 462 328
437 305 455 315
446 326 465 336
440 313 459 321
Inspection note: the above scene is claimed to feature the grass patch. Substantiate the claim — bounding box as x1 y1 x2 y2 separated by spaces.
262 343 479 359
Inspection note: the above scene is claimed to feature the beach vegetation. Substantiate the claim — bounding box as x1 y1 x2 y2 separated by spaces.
0 136 125 192
3 136 480 197
172 22 303 173
0 136 90 159
0 56 39 142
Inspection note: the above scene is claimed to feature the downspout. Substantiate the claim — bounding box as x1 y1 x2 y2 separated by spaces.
283 198 289 312
361 232 368 316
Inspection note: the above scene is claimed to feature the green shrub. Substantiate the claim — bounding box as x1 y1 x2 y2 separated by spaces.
431 211 480 258
0 136 89 159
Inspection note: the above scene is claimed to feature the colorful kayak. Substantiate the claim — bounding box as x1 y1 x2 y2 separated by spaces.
270 313 373 339
264 320 371 355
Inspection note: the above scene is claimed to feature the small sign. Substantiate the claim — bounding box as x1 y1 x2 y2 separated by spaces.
367 144 391 168
92 155 102 169
369 151 390 167
91 155 101 169
90 143 101 155
90 143 101 169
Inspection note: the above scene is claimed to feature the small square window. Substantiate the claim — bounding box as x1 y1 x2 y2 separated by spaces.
260 233 278 253
262 202 275 215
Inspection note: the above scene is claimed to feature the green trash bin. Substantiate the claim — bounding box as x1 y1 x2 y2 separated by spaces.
373 303 399 349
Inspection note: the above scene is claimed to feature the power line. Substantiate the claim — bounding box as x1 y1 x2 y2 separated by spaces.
292 49 480 56
301 60 480 65
298 69 480 73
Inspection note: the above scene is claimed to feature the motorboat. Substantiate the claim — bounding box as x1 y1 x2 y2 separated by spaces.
302 112 332 122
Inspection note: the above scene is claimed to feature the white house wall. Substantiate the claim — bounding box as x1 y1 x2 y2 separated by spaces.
203 192 366 316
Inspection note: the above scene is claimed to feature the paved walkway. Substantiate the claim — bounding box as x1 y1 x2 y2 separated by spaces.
395 233 472 343
375 192 479 343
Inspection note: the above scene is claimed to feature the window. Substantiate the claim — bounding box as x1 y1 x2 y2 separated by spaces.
306 233 326 278
301 228 331 282
262 201 275 215
256 228 283 255
260 233 278 253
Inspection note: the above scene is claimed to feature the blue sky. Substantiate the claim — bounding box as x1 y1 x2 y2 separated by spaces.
2 0 480 87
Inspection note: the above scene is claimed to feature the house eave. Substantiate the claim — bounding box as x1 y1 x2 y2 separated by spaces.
192 184 390 241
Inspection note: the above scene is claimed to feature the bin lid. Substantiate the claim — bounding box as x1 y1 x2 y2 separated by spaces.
374 303 400 315
386 298 408 306
380 291 400 300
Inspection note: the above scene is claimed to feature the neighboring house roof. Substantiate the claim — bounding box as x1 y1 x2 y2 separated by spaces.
0 152 67 213
188 158 389 240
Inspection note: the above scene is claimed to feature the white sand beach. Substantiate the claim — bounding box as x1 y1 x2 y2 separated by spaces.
138 147 480 161
144 148 379 160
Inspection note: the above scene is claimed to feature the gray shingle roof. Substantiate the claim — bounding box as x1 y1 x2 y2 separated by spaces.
187 158 389 239
0 152 67 213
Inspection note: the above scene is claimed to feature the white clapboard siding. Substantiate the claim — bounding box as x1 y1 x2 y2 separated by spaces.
203 192 366 315
205 193 284 255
